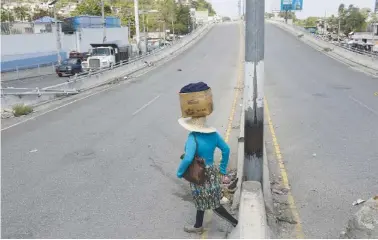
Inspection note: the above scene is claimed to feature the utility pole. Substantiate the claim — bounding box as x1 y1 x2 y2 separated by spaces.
142 11 147 54
337 17 341 42
238 0 241 18
324 11 327 35
134 0 140 46
102 0 106 43
171 18 175 41
49 0 61 64
244 0 265 182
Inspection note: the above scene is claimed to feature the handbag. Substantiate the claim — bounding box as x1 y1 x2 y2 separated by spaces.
182 135 206 185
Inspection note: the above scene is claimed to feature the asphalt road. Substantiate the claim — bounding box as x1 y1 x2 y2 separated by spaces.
1 23 241 239
265 23 378 238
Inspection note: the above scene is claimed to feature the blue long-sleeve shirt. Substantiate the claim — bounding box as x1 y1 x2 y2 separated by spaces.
177 131 230 178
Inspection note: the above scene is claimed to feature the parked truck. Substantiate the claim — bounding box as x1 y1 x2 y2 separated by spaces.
84 41 130 70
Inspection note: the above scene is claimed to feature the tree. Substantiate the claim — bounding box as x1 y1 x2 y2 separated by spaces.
278 11 296 20
191 0 216 16
175 4 191 34
338 3 345 16
72 0 112 16
264 13 274 19
304 16 318 27
31 7 54 21
158 0 176 33
1 8 15 22
14 6 29 21
335 3 368 35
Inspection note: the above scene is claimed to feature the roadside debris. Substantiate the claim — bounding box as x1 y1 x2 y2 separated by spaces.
177 68 182 71
220 197 230 205
1 109 13 119
220 169 238 205
272 188 289 195
312 153 317 157
228 178 238 190
29 149 38 153
341 196 378 238
144 61 154 67
352 199 365 206
276 215 297 224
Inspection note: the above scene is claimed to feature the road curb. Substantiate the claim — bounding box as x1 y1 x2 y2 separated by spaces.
263 143 274 214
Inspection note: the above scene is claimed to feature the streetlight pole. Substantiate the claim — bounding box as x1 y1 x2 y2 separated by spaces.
102 0 106 43
244 0 265 182
49 0 61 64
134 0 140 46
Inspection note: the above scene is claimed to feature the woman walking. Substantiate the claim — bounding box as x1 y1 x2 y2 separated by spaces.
176 116 238 233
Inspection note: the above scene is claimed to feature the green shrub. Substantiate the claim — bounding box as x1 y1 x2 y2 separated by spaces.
12 104 33 117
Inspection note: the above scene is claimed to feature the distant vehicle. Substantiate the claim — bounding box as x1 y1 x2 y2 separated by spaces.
69 51 90 61
86 41 130 70
56 58 83 77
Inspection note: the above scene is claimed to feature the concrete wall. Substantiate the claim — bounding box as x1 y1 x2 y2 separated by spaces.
1 27 129 71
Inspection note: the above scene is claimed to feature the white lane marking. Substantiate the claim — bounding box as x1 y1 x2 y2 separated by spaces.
132 95 161 116
349 95 378 116
1 85 116 131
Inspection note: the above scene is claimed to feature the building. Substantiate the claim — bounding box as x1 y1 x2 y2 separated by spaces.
33 16 62 34
194 10 209 24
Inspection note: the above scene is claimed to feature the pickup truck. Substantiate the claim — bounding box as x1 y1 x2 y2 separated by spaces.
56 58 83 77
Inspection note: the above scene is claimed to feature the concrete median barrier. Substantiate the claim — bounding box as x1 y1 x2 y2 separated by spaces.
228 181 268 239
229 103 269 239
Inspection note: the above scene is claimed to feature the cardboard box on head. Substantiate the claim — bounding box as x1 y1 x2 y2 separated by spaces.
179 88 213 118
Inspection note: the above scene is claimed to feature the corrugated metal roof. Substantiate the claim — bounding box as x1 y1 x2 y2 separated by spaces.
34 16 62 23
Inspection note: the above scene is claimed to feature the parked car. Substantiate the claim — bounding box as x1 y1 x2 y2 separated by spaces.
56 58 83 77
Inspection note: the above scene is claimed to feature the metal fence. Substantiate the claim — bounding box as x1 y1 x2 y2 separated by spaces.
1 62 57 82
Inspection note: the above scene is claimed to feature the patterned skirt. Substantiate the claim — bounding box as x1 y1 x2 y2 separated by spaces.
190 165 222 211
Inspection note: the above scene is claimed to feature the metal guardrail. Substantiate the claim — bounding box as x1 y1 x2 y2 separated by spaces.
292 24 378 60
1 87 78 96
1 23 212 98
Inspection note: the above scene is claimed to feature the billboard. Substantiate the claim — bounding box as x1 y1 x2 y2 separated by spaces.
280 0 303 11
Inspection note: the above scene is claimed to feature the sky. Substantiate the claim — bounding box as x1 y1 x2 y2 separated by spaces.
208 0 375 19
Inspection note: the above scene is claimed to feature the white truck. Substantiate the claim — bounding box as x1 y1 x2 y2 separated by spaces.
82 41 130 71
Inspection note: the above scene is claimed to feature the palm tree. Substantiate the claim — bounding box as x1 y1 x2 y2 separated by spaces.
338 3 345 15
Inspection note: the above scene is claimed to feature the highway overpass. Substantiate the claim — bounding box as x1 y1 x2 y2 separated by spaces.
1 22 378 238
